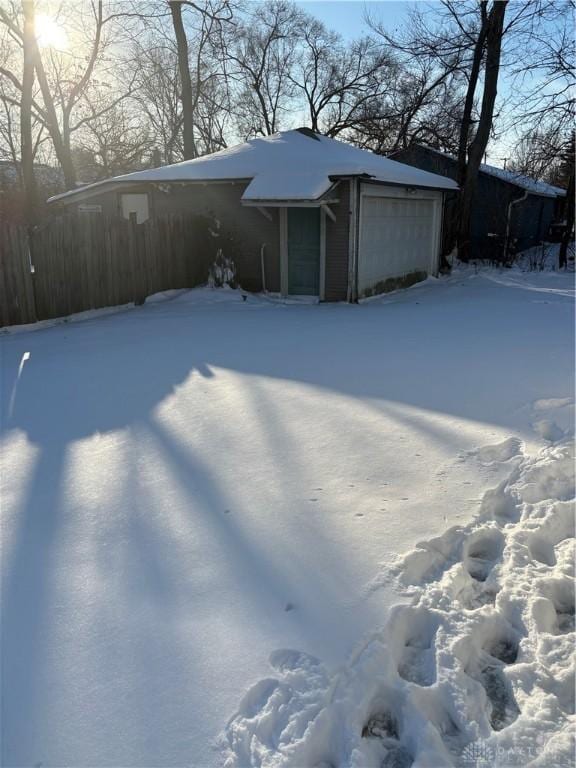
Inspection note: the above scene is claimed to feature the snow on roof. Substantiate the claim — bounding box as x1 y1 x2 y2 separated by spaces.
478 163 566 198
401 143 566 198
48 130 458 204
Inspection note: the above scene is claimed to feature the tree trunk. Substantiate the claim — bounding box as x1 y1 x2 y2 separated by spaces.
457 1 507 263
558 165 574 269
456 2 488 189
170 1 197 160
32 40 77 187
20 0 38 226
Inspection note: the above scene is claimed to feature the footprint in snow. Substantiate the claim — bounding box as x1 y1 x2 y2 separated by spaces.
527 501 575 567
400 527 461 586
391 606 439 687
532 419 565 442
453 527 505 608
478 663 521 731
362 695 414 768
479 482 520 524
463 528 505 582
536 578 575 635
476 437 522 465
484 635 519 665
463 622 521 732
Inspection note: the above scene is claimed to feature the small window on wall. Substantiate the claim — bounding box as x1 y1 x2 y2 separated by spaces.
121 193 149 224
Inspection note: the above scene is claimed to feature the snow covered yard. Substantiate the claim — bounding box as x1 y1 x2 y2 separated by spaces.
1 267 574 767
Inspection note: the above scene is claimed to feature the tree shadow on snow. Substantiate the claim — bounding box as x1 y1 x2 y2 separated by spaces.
0 308 387 763
0 278 573 763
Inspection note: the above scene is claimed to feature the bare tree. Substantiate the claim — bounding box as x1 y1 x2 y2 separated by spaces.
367 1 572 260
169 1 197 159
507 0 574 136
168 0 232 159
457 1 507 262
450 1 489 188
225 1 300 137
0 1 142 187
505 0 574 265
72 99 154 180
364 4 469 155
509 127 572 183
287 19 394 138
132 39 184 164
19 0 37 224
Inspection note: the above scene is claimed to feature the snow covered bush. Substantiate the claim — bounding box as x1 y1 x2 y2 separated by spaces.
526 242 552 271
516 242 574 272
208 248 238 289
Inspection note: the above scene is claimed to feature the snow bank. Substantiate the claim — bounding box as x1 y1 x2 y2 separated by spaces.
221 439 575 767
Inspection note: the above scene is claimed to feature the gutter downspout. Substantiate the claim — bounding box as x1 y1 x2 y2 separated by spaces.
504 189 529 261
438 191 446 271
260 243 267 293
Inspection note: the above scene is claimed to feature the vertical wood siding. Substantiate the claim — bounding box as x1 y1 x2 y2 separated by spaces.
324 180 351 301
0 212 256 327
70 182 281 294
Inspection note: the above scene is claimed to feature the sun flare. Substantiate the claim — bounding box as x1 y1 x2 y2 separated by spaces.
35 14 68 49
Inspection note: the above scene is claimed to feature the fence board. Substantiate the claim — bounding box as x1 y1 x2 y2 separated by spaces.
0 224 36 326
0 212 215 327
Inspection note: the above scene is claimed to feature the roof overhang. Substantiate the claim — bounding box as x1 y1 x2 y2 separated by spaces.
48 167 458 206
241 198 340 208
47 177 252 205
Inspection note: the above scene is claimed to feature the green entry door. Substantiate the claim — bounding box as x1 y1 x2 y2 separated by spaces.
287 208 320 295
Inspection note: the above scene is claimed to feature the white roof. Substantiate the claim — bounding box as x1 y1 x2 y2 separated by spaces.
399 143 566 199
48 129 457 204
478 164 566 198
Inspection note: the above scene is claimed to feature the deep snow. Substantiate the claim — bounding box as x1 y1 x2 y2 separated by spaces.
1 265 574 767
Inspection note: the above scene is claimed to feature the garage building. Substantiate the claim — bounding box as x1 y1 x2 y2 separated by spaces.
49 128 457 301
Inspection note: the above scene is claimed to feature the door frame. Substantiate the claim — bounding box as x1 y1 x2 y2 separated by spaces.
280 206 326 299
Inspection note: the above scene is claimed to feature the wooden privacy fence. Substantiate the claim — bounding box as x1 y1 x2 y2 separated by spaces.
0 213 215 327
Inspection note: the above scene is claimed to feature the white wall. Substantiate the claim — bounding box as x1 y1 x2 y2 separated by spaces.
358 184 442 296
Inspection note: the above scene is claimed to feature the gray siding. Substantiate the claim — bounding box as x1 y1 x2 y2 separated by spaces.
511 195 556 252
324 180 350 301
65 179 353 301
71 182 280 293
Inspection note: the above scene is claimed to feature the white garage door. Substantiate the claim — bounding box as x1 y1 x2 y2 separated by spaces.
358 196 436 294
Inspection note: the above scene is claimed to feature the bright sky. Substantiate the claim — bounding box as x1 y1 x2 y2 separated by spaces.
294 0 412 39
